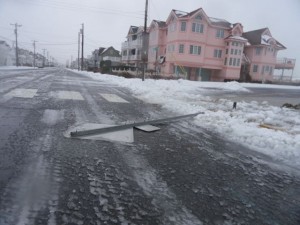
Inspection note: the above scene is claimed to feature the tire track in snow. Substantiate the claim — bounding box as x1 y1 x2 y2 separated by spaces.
0 129 61 225
114 143 204 225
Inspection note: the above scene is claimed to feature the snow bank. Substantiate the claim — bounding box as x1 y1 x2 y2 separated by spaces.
75 71 300 168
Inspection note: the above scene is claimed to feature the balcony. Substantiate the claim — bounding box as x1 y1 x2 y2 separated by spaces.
103 56 120 62
275 58 296 70
121 55 142 61
121 39 143 49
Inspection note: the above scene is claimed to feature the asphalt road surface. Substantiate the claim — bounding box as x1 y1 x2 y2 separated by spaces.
0 68 299 225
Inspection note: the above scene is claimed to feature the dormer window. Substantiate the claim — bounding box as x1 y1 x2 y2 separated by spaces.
195 14 202 20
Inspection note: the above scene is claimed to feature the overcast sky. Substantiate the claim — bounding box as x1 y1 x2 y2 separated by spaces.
0 0 299 77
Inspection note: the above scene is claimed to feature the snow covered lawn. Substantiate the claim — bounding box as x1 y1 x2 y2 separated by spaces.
75 71 300 168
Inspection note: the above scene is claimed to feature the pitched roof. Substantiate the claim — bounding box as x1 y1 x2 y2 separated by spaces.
209 17 231 28
242 28 268 45
242 28 286 49
171 8 231 28
153 20 166 28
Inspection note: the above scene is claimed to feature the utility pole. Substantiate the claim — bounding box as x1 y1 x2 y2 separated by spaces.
142 0 148 81
81 23 84 71
10 23 22 67
47 51 49 67
32 40 37 68
78 31 80 71
42 48 46 67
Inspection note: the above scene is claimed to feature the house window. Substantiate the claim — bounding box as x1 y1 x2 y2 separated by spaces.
269 67 273 75
265 65 270 72
122 50 127 56
216 29 224 38
231 49 234 55
234 49 238 55
262 66 265 74
169 22 176 32
224 57 227 65
192 23 204 33
226 49 228 54
189 45 201 55
256 47 261 55
229 58 233 66
168 44 175 52
237 58 240 67
239 50 242 55
214 49 222 58
179 44 184 53
130 49 136 55
181 22 186 32
233 58 237 66
195 14 202 20
253 65 258 72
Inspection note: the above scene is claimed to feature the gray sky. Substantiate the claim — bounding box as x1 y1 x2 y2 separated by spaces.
0 0 299 77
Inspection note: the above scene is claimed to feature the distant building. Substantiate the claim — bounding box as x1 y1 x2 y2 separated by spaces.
100 47 121 66
121 26 149 69
0 40 13 66
143 8 295 82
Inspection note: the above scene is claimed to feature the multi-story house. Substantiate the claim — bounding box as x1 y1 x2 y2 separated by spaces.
146 8 295 82
89 46 121 69
242 28 288 82
100 47 121 66
121 26 148 69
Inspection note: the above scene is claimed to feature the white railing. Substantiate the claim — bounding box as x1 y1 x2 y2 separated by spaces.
121 55 142 61
103 56 121 62
122 39 143 49
276 58 296 65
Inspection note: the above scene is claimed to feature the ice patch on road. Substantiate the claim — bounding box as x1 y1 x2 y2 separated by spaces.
41 109 64 126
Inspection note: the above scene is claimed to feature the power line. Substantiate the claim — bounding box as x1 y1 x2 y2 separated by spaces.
17 0 144 19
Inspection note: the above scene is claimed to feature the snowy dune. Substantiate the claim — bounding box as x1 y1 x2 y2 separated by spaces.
75 71 300 169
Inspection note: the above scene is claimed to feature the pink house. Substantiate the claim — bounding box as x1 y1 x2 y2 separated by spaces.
242 28 286 82
146 8 294 82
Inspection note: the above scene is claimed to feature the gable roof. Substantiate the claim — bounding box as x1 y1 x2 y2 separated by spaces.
242 28 286 49
209 17 231 28
242 28 268 45
101 46 120 55
169 8 232 28
153 20 166 28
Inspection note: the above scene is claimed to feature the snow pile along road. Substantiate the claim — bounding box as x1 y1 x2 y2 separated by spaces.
76 71 300 168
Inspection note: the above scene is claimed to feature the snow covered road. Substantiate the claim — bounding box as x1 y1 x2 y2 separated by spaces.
0 68 299 225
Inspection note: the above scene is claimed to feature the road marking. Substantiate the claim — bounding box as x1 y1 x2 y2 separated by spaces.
5 88 38 98
53 91 84 100
100 93 129 103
